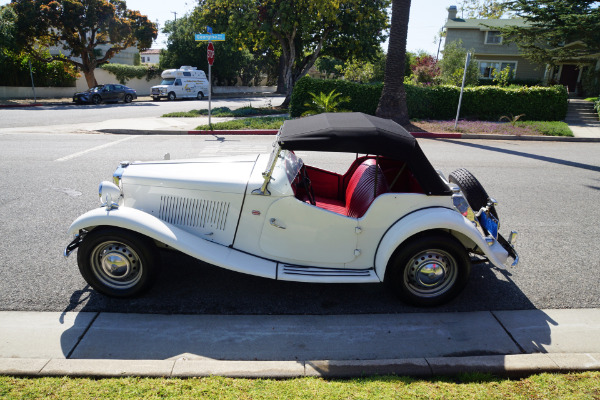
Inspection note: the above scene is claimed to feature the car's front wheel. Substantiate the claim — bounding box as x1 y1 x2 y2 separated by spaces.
77 228 159 298
91 94 102 105
385 233 471 307
124 94 133 103
167 92 176 101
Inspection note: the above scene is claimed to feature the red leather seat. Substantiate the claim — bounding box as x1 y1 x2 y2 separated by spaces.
314 159 389 218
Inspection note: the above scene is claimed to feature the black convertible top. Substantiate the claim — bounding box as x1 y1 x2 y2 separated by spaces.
278 113 451 196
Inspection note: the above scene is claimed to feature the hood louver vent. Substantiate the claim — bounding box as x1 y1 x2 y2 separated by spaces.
159 196 230 231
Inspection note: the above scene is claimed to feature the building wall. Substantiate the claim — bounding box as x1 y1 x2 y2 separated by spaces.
445 29 546 81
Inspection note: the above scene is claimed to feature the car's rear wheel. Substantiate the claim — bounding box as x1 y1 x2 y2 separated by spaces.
91 94 102 105
385 233 471 307
197 91 204 100
449 168 497 218
124 94 133 103
168 92 176 101
77 228 159 298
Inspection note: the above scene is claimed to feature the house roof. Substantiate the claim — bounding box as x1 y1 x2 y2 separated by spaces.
141 49 161 55
445 17 528 30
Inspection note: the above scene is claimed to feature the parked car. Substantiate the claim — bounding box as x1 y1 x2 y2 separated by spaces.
73 84 137 105
64 113 518 306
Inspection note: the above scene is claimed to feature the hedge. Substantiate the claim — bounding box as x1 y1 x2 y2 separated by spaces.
100 64 162 84
290 77 568 121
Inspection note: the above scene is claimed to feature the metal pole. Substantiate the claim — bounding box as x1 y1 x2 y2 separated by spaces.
454 52 471 130
208 62 212 128
28 60 37 103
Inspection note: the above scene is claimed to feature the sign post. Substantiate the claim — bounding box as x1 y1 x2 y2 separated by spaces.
454 52 471 130
207 42 215 127
195 28 225 129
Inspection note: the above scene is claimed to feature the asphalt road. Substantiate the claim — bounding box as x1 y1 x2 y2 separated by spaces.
0 132 599 315
0 96 284 128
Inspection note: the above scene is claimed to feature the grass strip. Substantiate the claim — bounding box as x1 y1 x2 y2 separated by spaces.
196 116 288 131
1 372 600 399
514 121 573 137
163 107 286 118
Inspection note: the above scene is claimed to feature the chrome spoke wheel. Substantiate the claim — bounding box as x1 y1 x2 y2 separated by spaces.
89 240 143 290
403 249 458 298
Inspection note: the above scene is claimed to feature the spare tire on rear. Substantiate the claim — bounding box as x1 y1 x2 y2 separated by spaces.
448 168 497 218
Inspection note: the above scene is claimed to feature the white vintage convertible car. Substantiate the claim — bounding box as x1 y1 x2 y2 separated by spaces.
65 113 518 306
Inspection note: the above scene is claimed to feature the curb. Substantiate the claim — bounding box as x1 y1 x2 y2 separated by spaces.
99 128 600 141
1 354 599 378
0 103 45 108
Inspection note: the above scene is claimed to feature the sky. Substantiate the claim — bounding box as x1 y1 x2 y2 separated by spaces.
0 0 457 56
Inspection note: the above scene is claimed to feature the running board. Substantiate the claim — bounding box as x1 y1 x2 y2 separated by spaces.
277 265 381 283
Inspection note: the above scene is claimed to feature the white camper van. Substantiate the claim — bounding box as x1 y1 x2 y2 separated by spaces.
151 66 209 101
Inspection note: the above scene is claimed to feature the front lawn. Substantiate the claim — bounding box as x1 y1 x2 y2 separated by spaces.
163 106 285 118
195 116 289 130
196 115 573 137
1 372 600 399
410 120 573 137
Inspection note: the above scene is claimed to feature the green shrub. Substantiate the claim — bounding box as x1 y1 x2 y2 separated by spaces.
290 77 568 121
0 50 77 87
100 63 162 84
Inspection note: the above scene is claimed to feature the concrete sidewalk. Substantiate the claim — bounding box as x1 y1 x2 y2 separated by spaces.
1 309 599 378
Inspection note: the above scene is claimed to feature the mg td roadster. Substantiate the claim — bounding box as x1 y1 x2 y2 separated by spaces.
65 113 518 306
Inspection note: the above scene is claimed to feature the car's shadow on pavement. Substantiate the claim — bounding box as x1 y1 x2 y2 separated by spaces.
60 250 536 315
58 251 558 360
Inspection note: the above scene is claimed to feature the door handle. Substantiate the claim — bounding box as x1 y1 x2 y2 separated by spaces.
269 218 286 229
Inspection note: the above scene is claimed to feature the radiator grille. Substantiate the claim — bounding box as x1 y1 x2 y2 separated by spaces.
159 196 230 231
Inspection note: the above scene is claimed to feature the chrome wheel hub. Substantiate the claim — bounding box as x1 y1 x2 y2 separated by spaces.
101 252 131 279
90 241 143 289
404 249 457 297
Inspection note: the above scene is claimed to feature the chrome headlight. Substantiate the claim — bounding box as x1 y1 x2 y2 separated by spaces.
99 181 122 209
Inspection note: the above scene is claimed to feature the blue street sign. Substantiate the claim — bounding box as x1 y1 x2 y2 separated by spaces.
195 33 225 41
207 26 213 34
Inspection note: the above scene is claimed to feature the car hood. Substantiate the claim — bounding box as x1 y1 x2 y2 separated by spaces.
121 154 259 194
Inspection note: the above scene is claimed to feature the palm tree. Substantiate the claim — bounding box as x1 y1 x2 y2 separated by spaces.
376 0 412 125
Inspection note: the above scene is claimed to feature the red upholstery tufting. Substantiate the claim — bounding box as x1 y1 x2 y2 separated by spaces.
345 159 389 218
309 159 389 218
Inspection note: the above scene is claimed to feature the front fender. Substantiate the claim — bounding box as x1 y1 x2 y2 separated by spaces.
374 207 510 279
67 207 277 279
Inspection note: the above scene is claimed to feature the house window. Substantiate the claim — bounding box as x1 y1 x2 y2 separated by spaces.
485 31 502 44
479 61 517 79
141 56 146 62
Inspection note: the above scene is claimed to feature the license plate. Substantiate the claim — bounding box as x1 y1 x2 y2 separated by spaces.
479 211 498 238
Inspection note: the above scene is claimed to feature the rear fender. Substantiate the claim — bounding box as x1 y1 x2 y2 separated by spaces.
374 207 509 279
67 207 277 279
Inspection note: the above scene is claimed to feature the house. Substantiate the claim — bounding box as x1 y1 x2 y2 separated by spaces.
140 49 161 65
443 5 587 93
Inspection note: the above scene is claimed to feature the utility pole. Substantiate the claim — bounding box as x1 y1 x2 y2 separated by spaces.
171 11 177 21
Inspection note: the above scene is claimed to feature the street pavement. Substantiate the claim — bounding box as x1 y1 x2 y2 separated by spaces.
1 103 599 378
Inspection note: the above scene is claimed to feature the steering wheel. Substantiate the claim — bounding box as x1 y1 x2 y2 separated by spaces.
300 166 316 206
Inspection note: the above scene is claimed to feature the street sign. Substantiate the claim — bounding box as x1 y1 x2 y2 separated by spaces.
195 33 225 41
207 42 215 66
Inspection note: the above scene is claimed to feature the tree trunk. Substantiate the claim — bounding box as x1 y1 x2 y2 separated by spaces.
376 0 411 126
83 68 98 88
276 55 286 94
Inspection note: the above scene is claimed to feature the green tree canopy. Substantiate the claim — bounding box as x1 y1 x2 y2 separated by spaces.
197 0 390 105
439 40 479 86
160 12 277 87
459 0 510 19
501 0 600 65
10 0 157 88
